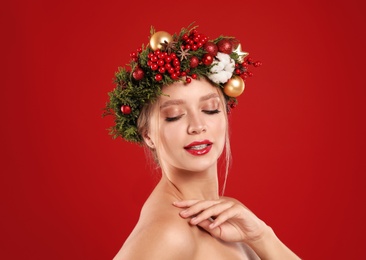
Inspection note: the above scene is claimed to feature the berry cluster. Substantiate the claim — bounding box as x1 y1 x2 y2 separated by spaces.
181 29 208 50
147 51 181 81
235 57 263 80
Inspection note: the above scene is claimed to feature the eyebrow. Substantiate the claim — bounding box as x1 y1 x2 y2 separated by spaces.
160 93 220 109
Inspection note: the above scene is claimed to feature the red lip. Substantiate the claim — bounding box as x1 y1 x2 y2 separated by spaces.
184 140 213 156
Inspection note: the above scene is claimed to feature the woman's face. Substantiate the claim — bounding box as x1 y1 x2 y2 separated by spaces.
146 78 227 173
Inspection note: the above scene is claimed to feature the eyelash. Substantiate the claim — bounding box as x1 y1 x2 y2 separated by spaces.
165 115 183 122
165 109 221 122
203 109 221 115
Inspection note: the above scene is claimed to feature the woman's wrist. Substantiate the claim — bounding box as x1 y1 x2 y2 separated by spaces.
246 226 301 260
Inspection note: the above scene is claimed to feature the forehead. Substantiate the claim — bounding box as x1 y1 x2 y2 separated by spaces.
159 78 220 103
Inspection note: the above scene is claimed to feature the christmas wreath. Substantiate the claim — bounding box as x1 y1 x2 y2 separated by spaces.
103 23 261 143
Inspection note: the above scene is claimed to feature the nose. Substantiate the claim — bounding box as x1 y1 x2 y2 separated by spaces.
187 113 207 135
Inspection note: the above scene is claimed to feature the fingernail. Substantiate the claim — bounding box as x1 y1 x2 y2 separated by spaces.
209 223 216 229
191 217 197 224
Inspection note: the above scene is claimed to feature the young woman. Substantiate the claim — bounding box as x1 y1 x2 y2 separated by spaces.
105 24 301 259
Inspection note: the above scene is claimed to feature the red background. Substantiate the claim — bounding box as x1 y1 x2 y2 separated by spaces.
2 0 366 259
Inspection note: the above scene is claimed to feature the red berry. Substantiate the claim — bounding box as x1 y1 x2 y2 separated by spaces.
217 39 233 54
157 59 165 67
241 73 248 79
254 61 262 67
158 67 166 73
173 59 180 67
150 63 158 71
171 73 178 80
164 56 172 63
121 105 131 115
203 42 218 56
186 77 192 83
132 68 144 80
191 74 197 79
155 74 163 81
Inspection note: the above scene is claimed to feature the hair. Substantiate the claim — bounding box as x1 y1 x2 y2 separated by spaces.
137 101 160 166
136 79 232 195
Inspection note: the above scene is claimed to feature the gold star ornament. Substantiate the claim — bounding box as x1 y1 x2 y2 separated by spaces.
233 44 249 63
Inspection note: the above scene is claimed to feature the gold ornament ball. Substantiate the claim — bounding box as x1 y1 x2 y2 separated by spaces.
223 76 245 97
150 31 173 51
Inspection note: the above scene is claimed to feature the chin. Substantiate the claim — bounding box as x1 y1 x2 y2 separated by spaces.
180 154 219 172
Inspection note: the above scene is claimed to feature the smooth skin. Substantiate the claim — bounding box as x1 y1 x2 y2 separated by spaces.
113 78 301 260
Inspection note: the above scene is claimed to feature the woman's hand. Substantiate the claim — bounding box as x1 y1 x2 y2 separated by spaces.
173 197 301 259
173 197 269 243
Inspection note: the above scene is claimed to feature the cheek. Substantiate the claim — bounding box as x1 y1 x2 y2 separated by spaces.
212 115 227 147
165 123 184 137
210 114 226 133
158 122 183 151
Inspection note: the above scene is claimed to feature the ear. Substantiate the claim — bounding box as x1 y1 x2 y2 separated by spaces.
142 131 155 149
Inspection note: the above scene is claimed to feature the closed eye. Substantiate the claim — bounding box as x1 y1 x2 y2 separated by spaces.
165 114 184 122
202 109 221 115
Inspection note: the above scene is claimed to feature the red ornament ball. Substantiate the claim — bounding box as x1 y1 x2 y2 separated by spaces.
203 42 218 56
121 105 131 115
202 54 213 65
190 56 199 68
132 68 144 80
217 39 233 54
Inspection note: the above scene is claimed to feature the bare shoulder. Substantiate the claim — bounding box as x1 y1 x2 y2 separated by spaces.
113 198 196 260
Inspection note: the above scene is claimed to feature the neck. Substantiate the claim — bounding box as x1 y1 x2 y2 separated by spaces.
158 163 220 201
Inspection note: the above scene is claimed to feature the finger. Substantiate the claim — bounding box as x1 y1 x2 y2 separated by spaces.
190 201 234 225
210 206 241 229
196 219 222 238
179 200 222 218
172 200 200 208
